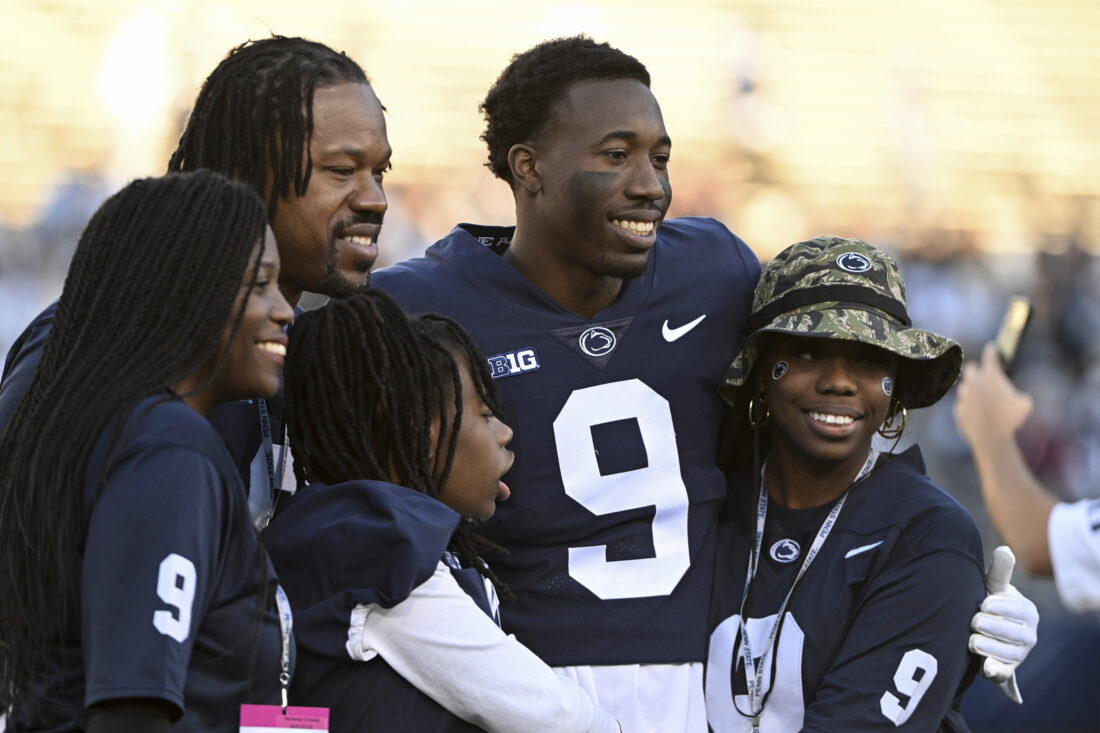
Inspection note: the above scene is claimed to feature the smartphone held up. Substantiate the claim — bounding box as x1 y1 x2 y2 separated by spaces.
994 295 1032 378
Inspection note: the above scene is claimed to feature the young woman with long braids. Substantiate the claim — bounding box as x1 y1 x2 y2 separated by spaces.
705 237 987 732
0 170 295 732
263 290 620 732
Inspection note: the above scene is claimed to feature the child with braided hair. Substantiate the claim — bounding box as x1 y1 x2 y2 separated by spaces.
0 170 295 732
263 289 620 733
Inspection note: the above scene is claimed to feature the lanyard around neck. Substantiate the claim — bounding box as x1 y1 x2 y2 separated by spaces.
735 449 879 732
274 585 293 711
257 398 289 529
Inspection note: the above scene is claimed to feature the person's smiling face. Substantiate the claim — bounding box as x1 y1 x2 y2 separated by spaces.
215 229 295 402
527 77 671 281
760 334 897 472
181 228 294 415
268 82 391 303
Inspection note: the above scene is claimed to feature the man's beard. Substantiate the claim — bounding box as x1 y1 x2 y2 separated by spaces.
314 216 381 299
314 254 373 299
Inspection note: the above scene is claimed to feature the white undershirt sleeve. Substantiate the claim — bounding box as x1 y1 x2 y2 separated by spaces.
1048 499 1100 612
346 561 620 733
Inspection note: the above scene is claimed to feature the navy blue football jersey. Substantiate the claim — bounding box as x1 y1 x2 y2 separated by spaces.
264 479 494 732
13 395 286 732
372 218 761 667
705 447 984 732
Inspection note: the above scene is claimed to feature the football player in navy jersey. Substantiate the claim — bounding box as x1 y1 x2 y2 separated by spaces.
263 290 620 732
0 170 295 732
706 236 985 732
371 35 1038 731
0 36 390 525
372 36 755 730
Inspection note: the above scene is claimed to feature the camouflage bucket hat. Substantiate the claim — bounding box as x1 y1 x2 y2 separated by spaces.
721 236 962 409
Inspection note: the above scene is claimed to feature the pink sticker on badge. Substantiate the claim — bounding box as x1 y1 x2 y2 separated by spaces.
240 704 329 731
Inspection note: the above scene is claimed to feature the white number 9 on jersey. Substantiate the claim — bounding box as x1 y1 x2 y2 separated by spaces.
153 552 197 642
554 379 691 599
880 648 938 725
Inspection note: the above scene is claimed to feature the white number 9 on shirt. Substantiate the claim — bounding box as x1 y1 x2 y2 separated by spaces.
554 379 691 599
879 648 938 725
153 552 197 642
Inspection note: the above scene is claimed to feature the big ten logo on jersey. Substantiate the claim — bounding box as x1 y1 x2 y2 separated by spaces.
486 348 540 380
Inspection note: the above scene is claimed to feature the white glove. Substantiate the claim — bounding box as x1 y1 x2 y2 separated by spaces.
969 546 1038 704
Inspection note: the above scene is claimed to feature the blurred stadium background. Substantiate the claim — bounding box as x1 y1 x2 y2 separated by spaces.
1 0 1099 730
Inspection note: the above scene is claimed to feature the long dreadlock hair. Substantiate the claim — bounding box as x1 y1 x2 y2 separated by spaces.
167 35 370 217
0 169 269 708
285 289 512 597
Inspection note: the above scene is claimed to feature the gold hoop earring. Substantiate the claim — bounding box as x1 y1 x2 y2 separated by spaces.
748 395 769 428
877 400 907 440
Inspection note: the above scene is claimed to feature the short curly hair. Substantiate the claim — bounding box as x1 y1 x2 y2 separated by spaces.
479 35 650 185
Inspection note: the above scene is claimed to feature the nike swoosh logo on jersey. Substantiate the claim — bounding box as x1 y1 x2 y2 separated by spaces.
844 540 884 559
662 314 707 342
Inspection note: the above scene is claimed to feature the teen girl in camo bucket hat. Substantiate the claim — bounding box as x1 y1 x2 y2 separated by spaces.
721 235 962 413
705 235 986 731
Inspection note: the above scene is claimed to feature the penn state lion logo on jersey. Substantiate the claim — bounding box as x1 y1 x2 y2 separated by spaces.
579 326 617 357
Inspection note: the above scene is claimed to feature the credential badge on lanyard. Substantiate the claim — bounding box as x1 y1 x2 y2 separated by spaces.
239 587 329 731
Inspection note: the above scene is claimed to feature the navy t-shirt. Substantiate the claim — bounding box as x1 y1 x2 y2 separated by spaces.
11 396 286 732
705 447 985 732
372 218 761 667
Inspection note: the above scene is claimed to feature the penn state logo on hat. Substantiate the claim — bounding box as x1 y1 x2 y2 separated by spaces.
836 251 872 273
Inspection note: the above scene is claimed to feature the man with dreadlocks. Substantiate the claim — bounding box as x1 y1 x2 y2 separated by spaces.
371 35 1039 731
261 289 620 732
0 35 390 525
